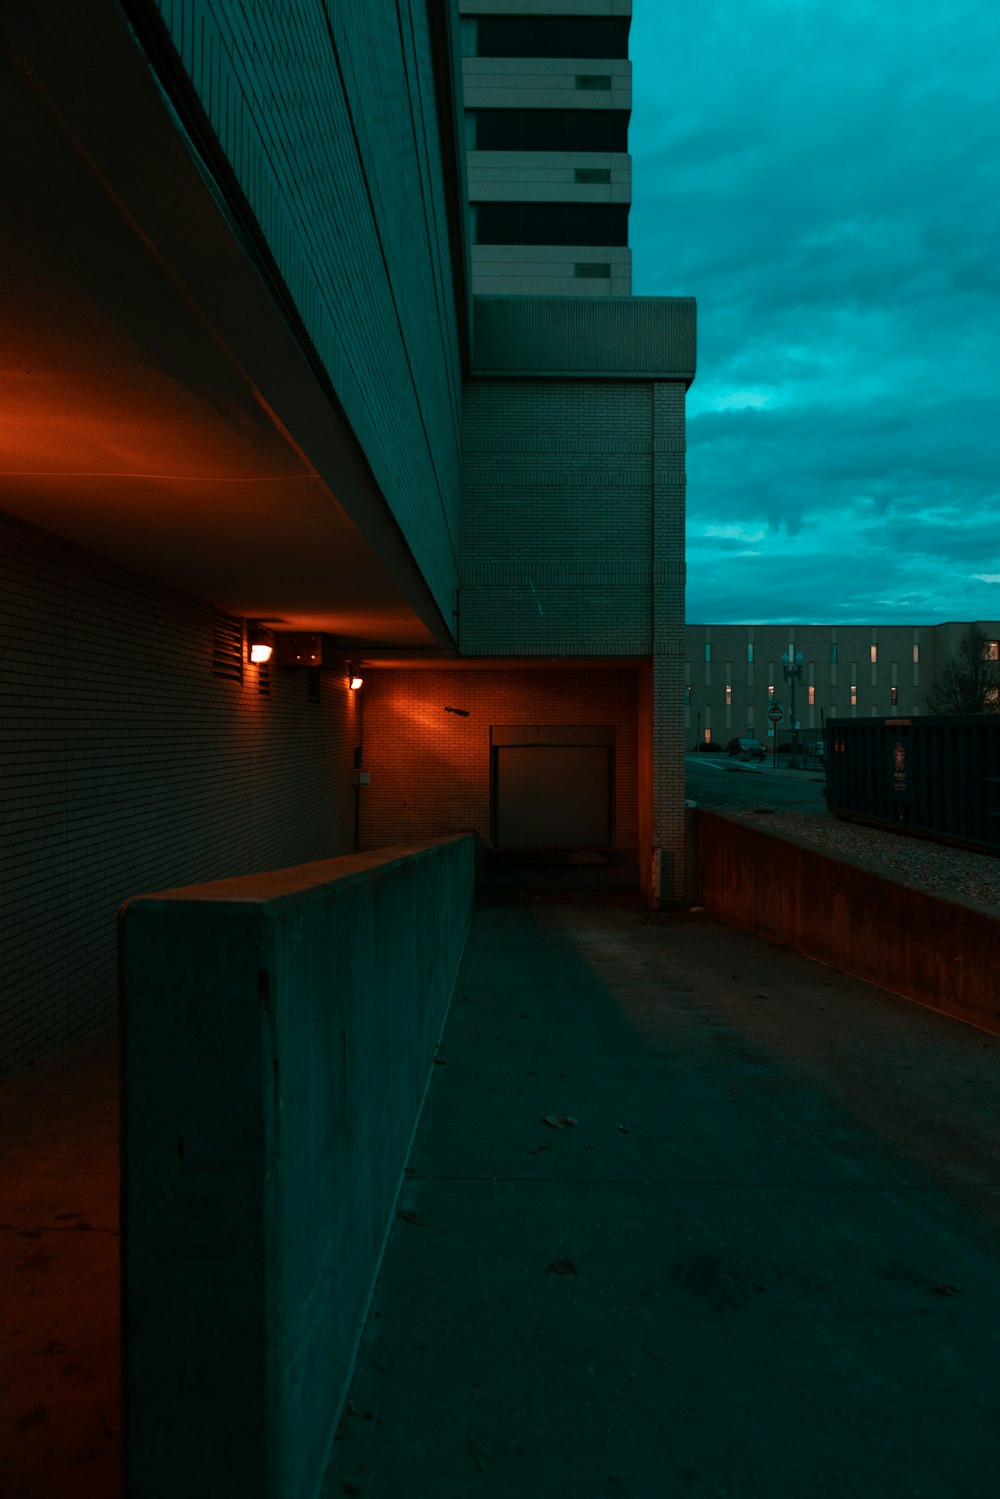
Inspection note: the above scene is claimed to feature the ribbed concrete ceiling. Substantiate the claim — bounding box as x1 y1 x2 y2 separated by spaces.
0 3 450 647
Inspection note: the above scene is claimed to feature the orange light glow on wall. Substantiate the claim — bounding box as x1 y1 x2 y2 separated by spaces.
248 624 274 664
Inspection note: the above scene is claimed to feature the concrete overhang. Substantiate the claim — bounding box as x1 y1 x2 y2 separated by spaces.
349 653 647 670
0 1 453 646
470 294 696 383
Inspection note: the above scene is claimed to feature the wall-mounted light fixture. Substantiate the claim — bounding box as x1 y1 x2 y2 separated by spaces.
348 665 364 691
444 705 469 717
247 623 274 664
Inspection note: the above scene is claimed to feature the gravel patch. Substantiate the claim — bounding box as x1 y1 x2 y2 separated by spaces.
691 785 1000 912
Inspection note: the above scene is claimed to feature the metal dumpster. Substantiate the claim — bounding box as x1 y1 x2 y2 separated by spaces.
825 714 1000 855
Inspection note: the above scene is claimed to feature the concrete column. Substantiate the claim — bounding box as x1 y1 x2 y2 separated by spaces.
650 381 687 906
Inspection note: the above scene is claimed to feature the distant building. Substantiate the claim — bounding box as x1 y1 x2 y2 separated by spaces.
461 0 632 295
685 622 1000 745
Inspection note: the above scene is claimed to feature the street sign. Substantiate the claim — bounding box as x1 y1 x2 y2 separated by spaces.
767 704 783 723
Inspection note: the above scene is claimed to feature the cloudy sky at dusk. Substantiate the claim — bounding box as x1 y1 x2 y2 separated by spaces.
629 0 1000 626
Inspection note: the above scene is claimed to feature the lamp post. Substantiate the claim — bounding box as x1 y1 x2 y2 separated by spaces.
781 651 805 758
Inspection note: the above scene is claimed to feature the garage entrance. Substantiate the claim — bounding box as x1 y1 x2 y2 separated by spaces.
491 725 614 848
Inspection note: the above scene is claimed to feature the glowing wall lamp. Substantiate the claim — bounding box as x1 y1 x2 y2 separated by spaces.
348 666 364 691
248 624 274 664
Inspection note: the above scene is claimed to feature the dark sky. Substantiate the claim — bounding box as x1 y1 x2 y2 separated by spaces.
629 0 1000 625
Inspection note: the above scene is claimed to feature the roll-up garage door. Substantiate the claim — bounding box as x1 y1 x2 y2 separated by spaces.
492 726 614 848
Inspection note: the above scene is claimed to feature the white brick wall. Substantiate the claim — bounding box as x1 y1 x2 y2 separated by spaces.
0 512 356 1076
460 379 656 654
459 373 688 901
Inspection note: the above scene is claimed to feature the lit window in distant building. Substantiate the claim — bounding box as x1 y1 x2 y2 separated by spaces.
747 643 754 663
983 639 999 661
851 684 858 705
870 644 877 663
704 727 712 742
808 686 815 706
768 683 775 699
913 644 920 663
725 684 732 705
705 643 712 662
831 643 838 663
987 686 1000 705
891 686 898 705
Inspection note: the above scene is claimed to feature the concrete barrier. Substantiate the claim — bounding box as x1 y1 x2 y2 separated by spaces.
697 811 1000 1036
119 836 474 1499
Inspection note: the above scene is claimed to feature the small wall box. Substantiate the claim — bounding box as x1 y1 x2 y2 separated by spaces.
274 633 336 667
352 770 370 786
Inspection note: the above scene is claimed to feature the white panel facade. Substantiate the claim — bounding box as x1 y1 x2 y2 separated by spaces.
461 0 632 296
471 244 632 295
467 150 631 202
462 56 631 110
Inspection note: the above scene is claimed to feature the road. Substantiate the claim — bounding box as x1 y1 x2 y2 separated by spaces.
685 754 829 813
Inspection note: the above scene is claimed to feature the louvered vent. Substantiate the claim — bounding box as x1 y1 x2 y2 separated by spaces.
212 611 244 683
257 662 271 697
306 667 321 704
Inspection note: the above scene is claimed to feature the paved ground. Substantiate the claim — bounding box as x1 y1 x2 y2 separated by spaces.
0 1025 120 1499
326 901 1000 1499
3 903 1000 1498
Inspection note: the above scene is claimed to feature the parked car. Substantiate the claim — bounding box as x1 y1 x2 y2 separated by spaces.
726 737 766 761
692 740 725 753
777 738 826 767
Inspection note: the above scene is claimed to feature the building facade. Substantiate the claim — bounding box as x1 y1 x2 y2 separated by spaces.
685 622 1000 746
0 0 693 1076
461 0 632 295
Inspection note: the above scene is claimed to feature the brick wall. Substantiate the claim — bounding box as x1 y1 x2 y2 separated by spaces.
460 372 688 902
0 512 356 1076
358 667 638 861
145 0 463 625
460 379 656 654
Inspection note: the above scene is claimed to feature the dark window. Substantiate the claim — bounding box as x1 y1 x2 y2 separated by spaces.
529 201 569 244
475 16 629 59
472 109 629 153
474 201 628 246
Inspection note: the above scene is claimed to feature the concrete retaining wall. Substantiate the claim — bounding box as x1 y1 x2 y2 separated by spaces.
697 810 1000 1036
120 835 475 1499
